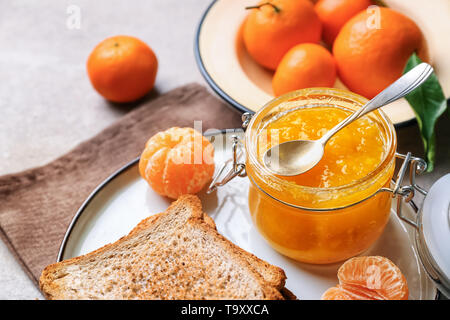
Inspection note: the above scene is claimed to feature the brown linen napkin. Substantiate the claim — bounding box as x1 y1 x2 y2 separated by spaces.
0 83 242 285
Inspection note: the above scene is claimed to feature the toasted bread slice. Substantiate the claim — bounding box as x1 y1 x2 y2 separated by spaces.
202 213 286 290
280 287 297 300
126 201 286 290
40 195 286 300
126 207 286 294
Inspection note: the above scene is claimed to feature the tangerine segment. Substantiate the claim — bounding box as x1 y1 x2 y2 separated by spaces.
322 285 380 300
139 128 215 199
338 256 408 300
321 286 356 300
322 256 409 300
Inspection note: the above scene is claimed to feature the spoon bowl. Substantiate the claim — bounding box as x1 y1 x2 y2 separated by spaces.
263 140 324 176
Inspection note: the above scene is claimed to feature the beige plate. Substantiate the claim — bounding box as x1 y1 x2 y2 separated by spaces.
59 132 436 300
195 0 450 125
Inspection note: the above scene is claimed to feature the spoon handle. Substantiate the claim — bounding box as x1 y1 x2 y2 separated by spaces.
319 63 434 144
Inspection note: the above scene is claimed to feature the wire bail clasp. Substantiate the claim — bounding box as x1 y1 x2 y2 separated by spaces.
207 113 252 194
388 152 428 228
207 135 247 194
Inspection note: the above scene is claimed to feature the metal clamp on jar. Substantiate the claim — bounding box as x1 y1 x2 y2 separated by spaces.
208 89 450 298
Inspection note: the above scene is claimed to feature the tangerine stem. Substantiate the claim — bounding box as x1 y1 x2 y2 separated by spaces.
245 2 281 13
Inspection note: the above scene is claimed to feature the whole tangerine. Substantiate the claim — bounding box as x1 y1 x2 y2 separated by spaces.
87 35 158 103
243 0 322 70
314 0 372 45
272 43 336 96
139 127 215 199
333 7 428 99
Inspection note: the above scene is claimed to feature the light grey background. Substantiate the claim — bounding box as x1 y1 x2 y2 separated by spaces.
0 0 448 299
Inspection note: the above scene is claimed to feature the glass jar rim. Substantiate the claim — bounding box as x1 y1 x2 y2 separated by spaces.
245 87 397 194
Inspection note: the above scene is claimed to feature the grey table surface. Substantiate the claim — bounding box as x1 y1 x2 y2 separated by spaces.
0 0 448 300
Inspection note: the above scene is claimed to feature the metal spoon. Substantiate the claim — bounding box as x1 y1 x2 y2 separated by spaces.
263 62 434 176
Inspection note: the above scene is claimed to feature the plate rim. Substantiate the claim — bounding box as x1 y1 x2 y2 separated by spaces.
57 130 227 262
57 131 438 299
57 157 140 262
194 0 253 115
194 0 419 128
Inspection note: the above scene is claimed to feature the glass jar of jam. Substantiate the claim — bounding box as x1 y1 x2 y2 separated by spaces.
209 87 450 296
244 88 397 264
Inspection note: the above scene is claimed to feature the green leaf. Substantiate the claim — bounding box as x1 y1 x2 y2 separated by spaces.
403 53 447 172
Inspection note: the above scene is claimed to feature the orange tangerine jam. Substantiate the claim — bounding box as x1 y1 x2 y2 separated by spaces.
258 107 385 188
245 88 396 264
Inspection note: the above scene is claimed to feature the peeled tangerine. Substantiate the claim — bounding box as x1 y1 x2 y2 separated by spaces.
139 127 215 199
322 256 409 300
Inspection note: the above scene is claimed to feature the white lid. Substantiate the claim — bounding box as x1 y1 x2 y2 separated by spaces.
421 174 450 279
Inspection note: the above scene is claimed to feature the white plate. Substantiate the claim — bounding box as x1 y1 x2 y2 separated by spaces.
59 132 436 300
195 0 450 126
